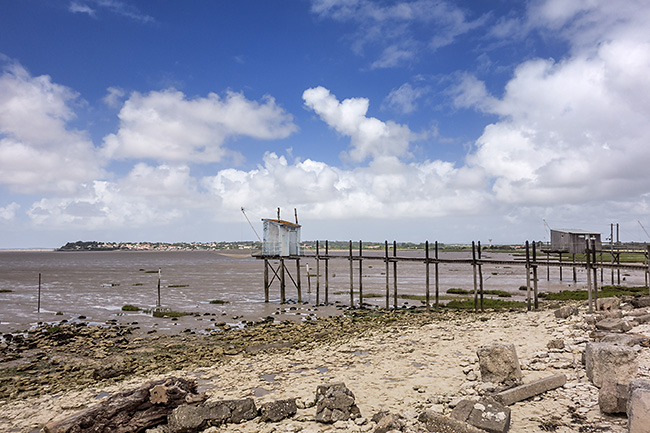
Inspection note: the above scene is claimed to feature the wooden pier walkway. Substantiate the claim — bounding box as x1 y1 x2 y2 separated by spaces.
257 240 650 314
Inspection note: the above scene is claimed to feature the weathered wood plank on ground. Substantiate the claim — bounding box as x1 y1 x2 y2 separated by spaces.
43 377 200 433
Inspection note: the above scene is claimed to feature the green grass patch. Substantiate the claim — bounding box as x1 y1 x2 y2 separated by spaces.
169 284 189 288
546 285 648 300
540 285 649 301
133 283 144 286
447 288 470 295
447 288 511 297
209 299 229 304
0 289 13 293
359 292 384 298
46 325 63 333
121 304 141 311
445 298 527 310
144 270 159 273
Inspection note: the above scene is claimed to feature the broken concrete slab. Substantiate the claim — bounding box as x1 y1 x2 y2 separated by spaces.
630 296 650 309
451 398 510 433
554 305 578 319
595 318 633 333
631 313 650 324
167 398 257 433
418 410 485 433
600 333 650 347
494 374 567 406
259 398 297 422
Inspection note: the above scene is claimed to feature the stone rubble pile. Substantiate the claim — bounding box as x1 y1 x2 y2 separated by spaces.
40 295 650 433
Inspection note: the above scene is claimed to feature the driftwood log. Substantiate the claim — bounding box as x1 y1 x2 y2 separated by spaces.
43 377 202 433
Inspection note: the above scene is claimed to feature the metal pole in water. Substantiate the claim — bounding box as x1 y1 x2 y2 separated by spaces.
38 272 42 314
157 268 161 308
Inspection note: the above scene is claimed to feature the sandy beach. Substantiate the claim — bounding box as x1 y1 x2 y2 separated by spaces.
2 299 649 433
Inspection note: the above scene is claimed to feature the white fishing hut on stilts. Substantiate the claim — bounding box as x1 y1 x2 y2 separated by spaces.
257 209 303 303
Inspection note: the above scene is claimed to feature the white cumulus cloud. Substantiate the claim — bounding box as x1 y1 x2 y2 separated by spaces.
303 86 412 162
454 1 650 207
0 61 104 194
27 164 203 229
102 89 298 163
0 202 19 221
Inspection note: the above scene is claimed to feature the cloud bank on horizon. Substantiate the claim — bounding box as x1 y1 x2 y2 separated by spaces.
1 0 650 247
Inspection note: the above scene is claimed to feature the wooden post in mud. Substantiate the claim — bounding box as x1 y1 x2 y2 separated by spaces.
591 239 598 305
525 241 531 311
586 240 593 313
532 241 539 310
38 272 42 314
385 241 390 309
306 263 312 294
600 252 604 283
280 258 286 303
572 253 577 282
425 241 430 313
324 240 329 305
645 247 649 288
264 260 269 302
296 258 302 303
435 241 440 313
359 241 363 308
393 240 398 309
157 268 161 308
472 241 478 312
316 241 320 305
478 241 484 312
349 240 354 308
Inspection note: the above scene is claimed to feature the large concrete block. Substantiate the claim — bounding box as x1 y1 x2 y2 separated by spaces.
598 380 628 414
495 374 566 406
583 342 638 388
628 379 650 433
477 343 522 386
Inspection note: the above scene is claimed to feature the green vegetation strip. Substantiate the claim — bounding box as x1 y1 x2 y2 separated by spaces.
444 298 527 310
209 299 229 304
121 305 141 312
539 285 649 301
0 289 13 293
152 310 189 318
447 288 512 297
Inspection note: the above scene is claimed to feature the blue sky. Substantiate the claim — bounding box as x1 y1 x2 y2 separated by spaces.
1 0 650 248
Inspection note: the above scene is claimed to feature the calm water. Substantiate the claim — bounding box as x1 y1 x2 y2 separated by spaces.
1 250 642 334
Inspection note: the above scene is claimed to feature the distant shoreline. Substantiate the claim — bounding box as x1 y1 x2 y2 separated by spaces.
0 248 56 252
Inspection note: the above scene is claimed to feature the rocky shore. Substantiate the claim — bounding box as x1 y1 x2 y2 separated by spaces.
1 299 650 432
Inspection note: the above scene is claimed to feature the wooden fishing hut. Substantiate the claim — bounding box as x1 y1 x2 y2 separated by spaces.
543 229 602 283
259 215 302 303
550 229 602 253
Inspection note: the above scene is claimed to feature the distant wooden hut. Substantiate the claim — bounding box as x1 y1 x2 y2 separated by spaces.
261 219 301 256
550 229 602 253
